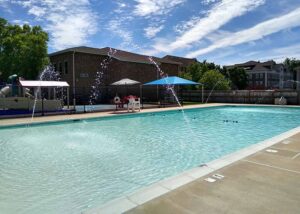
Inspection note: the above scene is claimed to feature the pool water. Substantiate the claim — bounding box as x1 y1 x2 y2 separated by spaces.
1 106 300 214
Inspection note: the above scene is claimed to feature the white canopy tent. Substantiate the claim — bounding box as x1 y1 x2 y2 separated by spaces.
19 80 69 88
19 80 70 109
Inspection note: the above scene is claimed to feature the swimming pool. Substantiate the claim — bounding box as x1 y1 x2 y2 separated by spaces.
1 105 300 214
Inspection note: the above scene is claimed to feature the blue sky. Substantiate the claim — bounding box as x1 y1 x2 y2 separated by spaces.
1 0 300 65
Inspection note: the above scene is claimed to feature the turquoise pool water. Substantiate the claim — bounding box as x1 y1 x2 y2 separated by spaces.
1 106 300 214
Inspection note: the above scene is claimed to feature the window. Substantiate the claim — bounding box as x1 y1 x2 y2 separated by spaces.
64 61 68 74
259 73 264 79
53 63 57 72
80 73 89 78
59 62 63 75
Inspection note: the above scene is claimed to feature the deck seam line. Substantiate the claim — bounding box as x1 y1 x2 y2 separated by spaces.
292 153 300 160
242 160 300 174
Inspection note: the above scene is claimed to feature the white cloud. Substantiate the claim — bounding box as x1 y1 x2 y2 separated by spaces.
107 17 139 50
150 0 265 53
13 0 98 50
174 16 202 34
251 44 300 62
202 0 219 5
144 25 164 38
133 0 185 17
186 7 300 58
0 0 12 12
12 19 30 25
114 0 128 13
28 6 46 17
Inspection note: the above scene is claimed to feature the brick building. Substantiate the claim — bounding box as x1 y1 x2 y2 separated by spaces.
226 60 293 89
296 66 300 90
162 55 197 73
49 47 181 104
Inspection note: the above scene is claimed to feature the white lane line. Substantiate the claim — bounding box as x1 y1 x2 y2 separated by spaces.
243 160 300 174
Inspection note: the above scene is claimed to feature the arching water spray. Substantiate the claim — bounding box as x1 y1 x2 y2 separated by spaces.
31 65 62 121
205 79 223 104
148 57 183 108
89 48 117 110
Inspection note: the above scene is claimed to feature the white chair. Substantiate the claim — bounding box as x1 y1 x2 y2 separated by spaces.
127 97 141 112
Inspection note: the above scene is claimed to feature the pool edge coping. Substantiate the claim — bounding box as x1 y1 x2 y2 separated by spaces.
84 125 300 214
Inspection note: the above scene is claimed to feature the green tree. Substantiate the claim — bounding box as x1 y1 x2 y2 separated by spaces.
0 17 49 81
200 69 231 90
226 67 248 89
284 58 300 80
181 61 216 81
183 62 204 82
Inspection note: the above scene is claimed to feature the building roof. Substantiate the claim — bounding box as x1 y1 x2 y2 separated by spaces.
227 60 278 71
163 55 197 67
252 63 271 71
48 46 108 56
260 60 276 67
234 61 259 67
49 46 181 65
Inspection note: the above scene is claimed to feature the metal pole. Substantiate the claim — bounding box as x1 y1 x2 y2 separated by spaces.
140 85 143 109
72 51 76 108
42 96 44 116
53 88 56 99
202 85 204 103
156 65 159 104
67 87 70 109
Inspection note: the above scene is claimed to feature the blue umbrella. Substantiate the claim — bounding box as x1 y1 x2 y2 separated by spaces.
143 76 204 103
144 76 201 85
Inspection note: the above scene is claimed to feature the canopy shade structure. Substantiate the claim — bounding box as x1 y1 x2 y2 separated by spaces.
144 76 201 86
111 78 141 86
19 80 69 88
19 80 70 109
143 76 204 104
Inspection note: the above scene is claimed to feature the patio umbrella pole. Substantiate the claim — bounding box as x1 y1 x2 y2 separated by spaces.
140 85 143 109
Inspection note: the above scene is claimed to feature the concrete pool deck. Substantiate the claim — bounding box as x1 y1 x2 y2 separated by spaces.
124 133 300 214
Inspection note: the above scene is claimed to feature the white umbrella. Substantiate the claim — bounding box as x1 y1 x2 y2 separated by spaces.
111 78 141 98
111 78 140 85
